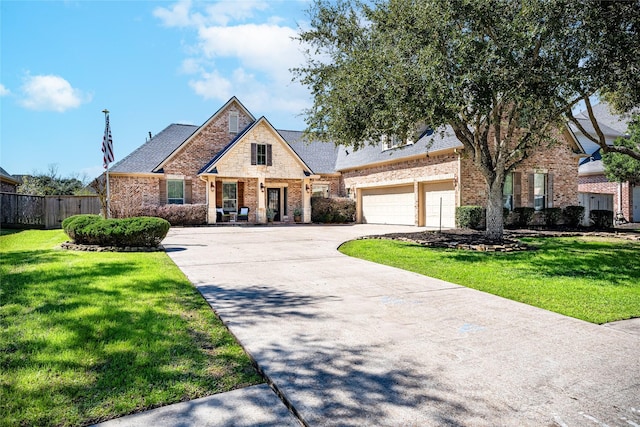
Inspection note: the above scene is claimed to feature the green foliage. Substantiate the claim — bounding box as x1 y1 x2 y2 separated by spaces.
311 197 355 223
513 207 535 227
542 208 562 227
455 206 484 229
602 115 640 184
131 204 207 226
563 205 585 227
0 230 262 426
17 165 87 196
589 210 613 229
296 0 640 237
340 237 640 324
63 214 170 247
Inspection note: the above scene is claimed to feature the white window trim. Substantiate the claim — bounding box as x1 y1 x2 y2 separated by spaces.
167 179 185 205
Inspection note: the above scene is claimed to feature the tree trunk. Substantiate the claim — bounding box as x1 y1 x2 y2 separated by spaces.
485 178 505 240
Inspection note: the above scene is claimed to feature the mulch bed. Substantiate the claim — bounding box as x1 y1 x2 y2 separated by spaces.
60 242 165 252
360 228 640 252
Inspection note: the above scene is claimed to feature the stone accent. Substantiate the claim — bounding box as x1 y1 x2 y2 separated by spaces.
61 241 164 252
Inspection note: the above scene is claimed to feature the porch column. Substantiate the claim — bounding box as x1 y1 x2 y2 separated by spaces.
303 178 312 223
258 177 266 223
207 179 217 224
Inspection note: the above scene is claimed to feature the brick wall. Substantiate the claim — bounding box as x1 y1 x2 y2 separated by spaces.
579 174 632 218
109 175 160 217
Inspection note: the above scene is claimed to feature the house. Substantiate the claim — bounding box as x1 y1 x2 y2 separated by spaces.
0 167 20 193
108 96 584 227
570 103 639 223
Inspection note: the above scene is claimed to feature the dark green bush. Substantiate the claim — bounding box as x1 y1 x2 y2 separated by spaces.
62 214 101 242
455 206 484 229
311 197 355 223
563 205 585 227
63 215 170 247
513 207 535 227
542 207 562 227
589 210 613 229
131 204 207 226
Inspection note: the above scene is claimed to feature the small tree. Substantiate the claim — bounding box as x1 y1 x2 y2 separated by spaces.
89 174 108 218
17 164 87 196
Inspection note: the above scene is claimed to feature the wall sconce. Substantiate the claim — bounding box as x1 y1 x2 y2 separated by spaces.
260 182 265 192
210 182 215 190
305 184 311 193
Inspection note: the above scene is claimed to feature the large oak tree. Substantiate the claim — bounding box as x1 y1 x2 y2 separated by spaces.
295 0 640 239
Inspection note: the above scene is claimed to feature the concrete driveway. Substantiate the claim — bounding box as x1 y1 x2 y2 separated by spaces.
163 224 639 426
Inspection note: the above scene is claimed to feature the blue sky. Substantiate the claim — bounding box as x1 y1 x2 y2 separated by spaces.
1 0 312 180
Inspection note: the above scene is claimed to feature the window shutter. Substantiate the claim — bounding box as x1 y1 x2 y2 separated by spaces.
266 144 273 166
185 179 192 204
238 181 245 206
229 112 238 133
547 173 553 208
513 172 521 208
528 174 534 207
251 143 257 165
216 180 223 208
159 179 167 205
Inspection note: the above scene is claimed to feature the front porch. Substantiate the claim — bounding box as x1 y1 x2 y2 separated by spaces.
204 177 312 225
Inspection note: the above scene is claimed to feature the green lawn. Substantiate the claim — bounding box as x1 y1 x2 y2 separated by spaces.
339 236 640 324
0 230 262 427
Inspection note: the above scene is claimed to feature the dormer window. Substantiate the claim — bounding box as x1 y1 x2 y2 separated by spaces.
382 134 413 151
229 111 239 133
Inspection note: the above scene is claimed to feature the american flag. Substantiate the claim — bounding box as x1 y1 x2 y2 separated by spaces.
102 113 114 168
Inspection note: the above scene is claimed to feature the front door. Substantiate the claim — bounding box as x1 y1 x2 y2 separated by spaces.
267 188 281 221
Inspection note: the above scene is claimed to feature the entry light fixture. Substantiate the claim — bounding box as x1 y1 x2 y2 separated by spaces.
305 184 311 193
260 182 265 192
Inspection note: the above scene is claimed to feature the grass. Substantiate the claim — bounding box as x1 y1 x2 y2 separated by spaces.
339 236 640 324
0 230 262 427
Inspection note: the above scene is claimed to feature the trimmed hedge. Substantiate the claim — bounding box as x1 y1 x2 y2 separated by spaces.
455 206 484 229
62 215 170 247
129 204 207 226
311 197 356 223
542 207 562 227
563 205 585 227
513 207 535 227
589 210 613 229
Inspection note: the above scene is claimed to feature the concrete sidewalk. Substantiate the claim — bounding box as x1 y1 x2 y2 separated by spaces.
157 225 638 426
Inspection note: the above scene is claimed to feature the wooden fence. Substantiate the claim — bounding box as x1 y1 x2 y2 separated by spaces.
1 193 101 229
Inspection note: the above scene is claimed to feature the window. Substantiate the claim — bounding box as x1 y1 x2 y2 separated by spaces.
257 144 267 165
312 184 329 198
229 112 239 133
503 173 514 211
251 143 272 166
381 134 414 151
167 180 184 204
533 173 546 211
222 182 237 212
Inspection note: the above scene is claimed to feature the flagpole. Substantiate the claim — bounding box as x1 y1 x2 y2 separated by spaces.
102 109 111 218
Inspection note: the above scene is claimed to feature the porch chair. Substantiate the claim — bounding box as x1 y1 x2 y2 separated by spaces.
237 207 250 221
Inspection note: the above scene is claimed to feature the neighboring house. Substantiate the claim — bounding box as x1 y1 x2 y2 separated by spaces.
109 96 584 227
0 167 20 193
570 103 639 223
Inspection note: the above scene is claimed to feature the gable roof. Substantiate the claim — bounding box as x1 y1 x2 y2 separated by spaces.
570 102 633 157
109 124 198 174
154 97 255 173
334 125 462 171
199 117 313 175
279 130 340 174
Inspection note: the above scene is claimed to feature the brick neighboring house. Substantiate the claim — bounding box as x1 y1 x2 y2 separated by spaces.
109 96 584 227
572 103 639 223
0 167 20 193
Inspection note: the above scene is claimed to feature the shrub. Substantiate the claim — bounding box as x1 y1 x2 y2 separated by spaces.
589 210 613 229
563 205 585 227
311 198 355 223
456 206 484 229
128 204 207 226
542 207 562 227
63 215 170 247
62 214 101 241
513 207 535 227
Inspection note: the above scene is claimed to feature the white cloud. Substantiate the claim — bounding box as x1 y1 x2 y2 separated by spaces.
154 0 269 27
19 74 90 112
0 84 10 96
189 69 233 100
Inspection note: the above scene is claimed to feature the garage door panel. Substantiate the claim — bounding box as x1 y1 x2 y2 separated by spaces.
362 186 415 225
424 182 456 228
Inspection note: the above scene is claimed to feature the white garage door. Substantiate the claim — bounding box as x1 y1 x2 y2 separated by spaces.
424 181 456 228
361 186 415 225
